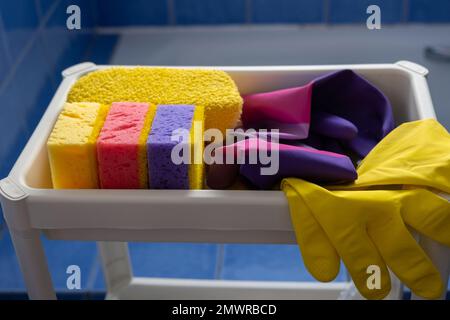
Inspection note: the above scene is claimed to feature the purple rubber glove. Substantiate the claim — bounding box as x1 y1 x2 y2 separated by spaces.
308 70 394 158
242 70 394 159
207 138 357 190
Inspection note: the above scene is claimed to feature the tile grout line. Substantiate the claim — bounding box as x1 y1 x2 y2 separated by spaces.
0 12 12 66
85 253 101 291
245 0 252 24
37 0 63 90
40 0 62 28
214 244 225 280
167 0 176 26
34 0 44 21
402 0 410 23
323 0 330 24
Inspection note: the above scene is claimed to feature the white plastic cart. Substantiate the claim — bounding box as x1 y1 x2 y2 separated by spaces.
0 62 449 300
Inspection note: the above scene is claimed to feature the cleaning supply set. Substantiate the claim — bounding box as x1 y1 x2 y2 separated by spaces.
45 66 450 300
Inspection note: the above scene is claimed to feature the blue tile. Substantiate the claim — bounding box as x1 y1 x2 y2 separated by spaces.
0 122 30 179
93 267 105 290
0 21 10 86
24 80 54 133
252 0 324 24
127 243 218 279
81 34 118 65
0 39 51 177
409 0 450 22
40 0 96 85
93 243 218 289
175 0 246 24
52 33 95 85
221 244 348 282
35 0 58 20
0 0 39 62
63 0 98 28
97 0 168 26
40 1 70 68
42 238 98 291
329 0 403 24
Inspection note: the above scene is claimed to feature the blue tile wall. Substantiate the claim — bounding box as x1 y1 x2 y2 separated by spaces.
252 0 324 24
0 0 39 62
0 39 51 177
96 0 168 26
128 243 218 279
76 0 450 26
220 244 348 282
175 0 246 24
329 0 404 24
409 0 450 22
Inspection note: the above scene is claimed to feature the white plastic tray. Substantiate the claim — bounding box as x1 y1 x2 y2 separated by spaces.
1 61 448 300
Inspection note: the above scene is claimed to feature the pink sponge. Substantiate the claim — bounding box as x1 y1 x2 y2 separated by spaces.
97 102 155 189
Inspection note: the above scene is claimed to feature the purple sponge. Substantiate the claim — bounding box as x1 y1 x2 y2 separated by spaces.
147 105 194 189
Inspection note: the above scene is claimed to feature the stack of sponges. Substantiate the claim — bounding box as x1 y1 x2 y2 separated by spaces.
47 102 204 189
67 67 242 135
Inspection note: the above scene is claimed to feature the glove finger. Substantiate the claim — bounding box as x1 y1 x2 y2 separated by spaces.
283 184 340 282
328 226 391 299
401 190 450 247
284 182 390 299
369 214 444 299
311 111 358 140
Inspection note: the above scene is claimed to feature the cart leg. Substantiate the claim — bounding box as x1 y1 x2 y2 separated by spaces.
0 179 56 300
9 228 56 299
98 241 133 298
411 237 450 300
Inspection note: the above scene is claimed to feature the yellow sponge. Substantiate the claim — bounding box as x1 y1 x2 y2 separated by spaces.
47 102 109 189
189 105 205 189
67 67 243 134
138 104 157 188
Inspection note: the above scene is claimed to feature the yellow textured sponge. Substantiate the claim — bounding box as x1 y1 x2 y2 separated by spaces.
47 102 109 189
189 105 205 189
67 67 243 134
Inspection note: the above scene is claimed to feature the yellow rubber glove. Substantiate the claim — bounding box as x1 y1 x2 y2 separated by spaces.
281 119 450 300
335 119 450 193
283 181 450 299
